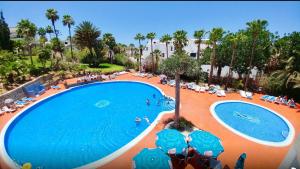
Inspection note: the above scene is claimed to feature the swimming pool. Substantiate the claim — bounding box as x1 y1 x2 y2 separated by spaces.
210 100 295 147
0 81 175 169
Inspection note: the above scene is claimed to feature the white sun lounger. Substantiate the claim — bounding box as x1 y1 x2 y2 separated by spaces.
245 92 253 99
240 90 247 98
169 80 176 87
200 87 206 93
101 75 110 80
216 90 226 97
2 106 16 113
194 85 201 92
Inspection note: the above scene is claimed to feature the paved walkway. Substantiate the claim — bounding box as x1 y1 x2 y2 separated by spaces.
1 73 300 169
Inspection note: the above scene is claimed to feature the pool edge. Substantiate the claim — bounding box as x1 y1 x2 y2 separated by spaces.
209 100 295 147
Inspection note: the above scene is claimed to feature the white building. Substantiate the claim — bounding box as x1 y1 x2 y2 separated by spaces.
142 38 209 60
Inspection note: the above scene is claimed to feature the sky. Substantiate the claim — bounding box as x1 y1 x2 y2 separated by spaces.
1 1 300 46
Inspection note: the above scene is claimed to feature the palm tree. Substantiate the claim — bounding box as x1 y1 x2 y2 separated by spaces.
244 20 268 90
173 30 188 52
225 32 247 90
16 19 37 65
160 34 172 58
146 32 156 73
152 49 161 71
160 51 192 128
208 28 224 85
134 33 145 72
166 30 189 128
194 29 206 60
74 21 100 66
103 33 116 64
38 27 47 47
62 15 75 62
46 25 53 39
45 9 59 38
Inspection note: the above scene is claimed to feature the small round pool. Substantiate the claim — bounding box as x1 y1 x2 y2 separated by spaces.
0 81 175 169
210 100 294 147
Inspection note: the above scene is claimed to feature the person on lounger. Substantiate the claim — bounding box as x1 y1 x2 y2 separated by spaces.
288 98 296 108
275 96 281 104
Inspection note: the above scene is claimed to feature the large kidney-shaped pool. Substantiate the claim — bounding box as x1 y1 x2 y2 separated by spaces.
210 100 294 147
0 81 175 169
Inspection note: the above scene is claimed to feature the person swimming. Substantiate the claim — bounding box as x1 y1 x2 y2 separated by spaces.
135 117 142 124
144 116 150 124
146 99 150 105
153 94 156 99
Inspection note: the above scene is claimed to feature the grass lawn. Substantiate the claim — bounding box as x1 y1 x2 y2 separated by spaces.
23 55 52 68
84 63 125 74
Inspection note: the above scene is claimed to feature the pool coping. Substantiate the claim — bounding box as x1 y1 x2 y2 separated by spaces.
0 80 175 169
210 100 295 147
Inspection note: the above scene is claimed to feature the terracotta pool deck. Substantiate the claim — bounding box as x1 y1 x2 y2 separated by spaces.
1 73 300 169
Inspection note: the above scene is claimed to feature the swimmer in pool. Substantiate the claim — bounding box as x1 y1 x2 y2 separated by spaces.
144 116 150 124
135 117 142 123
153 94 156 99
146 99 150 105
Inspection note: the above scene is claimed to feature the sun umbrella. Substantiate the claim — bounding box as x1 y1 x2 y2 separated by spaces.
234 153 247 169
4 98 14 104
188 130 224 158
156 129 188 154
133 148 172 169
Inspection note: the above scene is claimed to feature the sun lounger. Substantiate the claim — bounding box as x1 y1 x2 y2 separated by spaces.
209 88 217 94
169 80 175 87
289 103 296 108
266 96 276 102
187 83 196 90
245 92 253 99
194 85 201 92
21 97 35 102
200 87 206 93
146 74 153 78
2 106 16 113
240 90 246 98
101 75 110 80
51 85 61 89
260 95 269 100
110 74 116 79
216 90 226 97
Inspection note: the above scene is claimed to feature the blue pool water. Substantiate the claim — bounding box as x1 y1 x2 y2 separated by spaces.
4 81 175 169
213 101 291 143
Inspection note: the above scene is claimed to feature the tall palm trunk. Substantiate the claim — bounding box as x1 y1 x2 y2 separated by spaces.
208 43 216 85
197 39 201 60
52 20 58 38
68 25 74 62
139 40 142 72
225 45 236 90
150 39 155 73
244 38 257 90
109 50 113 64
165 43 169 58
174 73 181 128
29 45 33 65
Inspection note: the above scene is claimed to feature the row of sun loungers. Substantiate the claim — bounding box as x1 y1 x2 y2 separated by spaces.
260 95 296 108
133 72 154 78
166 80 226 97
